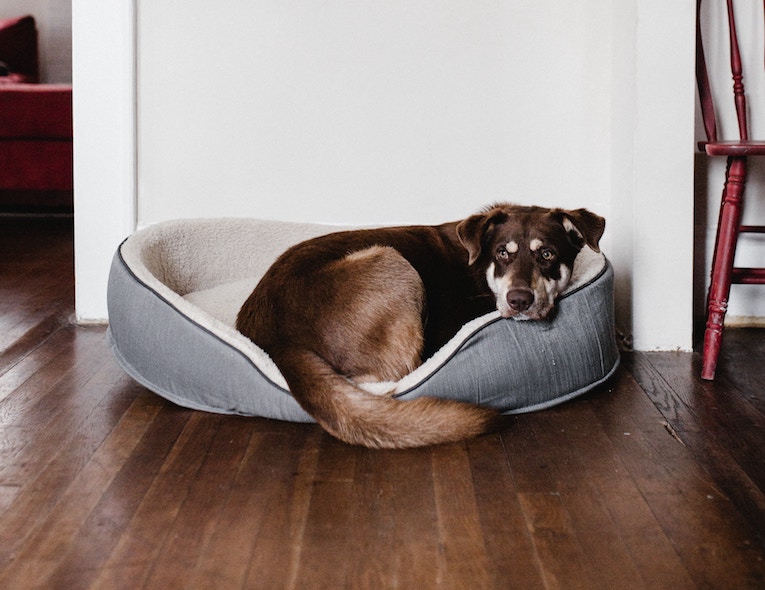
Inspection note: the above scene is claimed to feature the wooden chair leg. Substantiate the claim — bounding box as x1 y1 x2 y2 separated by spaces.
702 156 747 380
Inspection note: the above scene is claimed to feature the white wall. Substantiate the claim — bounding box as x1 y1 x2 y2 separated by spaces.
137 0 612 227
73 0 698 351
1 0 71 83
696 1 765 325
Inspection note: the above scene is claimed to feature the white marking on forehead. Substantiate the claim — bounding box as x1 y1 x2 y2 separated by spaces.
505 240 519 254
530 238 544 251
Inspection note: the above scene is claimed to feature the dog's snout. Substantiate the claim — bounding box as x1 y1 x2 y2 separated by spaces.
506 288 534 313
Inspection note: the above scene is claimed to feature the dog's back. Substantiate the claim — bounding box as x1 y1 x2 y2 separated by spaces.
236 225 501 448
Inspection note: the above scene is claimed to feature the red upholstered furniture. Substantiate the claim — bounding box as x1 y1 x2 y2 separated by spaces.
0 15 73 211
0 15 38 84
696 0 765 379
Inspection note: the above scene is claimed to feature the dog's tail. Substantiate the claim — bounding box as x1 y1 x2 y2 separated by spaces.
278 349 502 449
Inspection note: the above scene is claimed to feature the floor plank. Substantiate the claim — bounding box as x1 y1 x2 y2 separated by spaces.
431 443 493 588
625 350 765 542
467 434 546 589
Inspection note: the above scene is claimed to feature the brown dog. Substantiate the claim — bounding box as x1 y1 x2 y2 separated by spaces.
236 203 605 448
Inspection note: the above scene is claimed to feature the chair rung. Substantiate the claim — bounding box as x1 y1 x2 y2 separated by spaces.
732 268 765 284
740 225 765 234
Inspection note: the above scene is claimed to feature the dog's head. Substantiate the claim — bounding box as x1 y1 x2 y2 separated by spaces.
456 203 605 320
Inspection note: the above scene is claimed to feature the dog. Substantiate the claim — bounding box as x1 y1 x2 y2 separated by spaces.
236 203 605 449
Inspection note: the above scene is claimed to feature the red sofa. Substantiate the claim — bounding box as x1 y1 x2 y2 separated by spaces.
0 15 73 211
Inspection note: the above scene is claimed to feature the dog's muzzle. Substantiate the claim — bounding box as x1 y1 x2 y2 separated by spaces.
487 264 570 321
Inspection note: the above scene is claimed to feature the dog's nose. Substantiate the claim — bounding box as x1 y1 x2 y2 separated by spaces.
507 288 534 313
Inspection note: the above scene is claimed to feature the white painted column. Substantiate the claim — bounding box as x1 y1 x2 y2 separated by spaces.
72 0 137 322
629 0 697 350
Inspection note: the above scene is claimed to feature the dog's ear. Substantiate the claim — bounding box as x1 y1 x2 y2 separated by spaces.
557 208 605 253
456 208 508 265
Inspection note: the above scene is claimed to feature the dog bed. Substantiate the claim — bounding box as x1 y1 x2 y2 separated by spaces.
107 218 619 422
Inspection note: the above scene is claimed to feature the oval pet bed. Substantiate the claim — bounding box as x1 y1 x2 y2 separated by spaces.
107 218 620 423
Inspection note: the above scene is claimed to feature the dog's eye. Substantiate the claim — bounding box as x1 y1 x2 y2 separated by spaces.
496 246 510 261
540 248 556 261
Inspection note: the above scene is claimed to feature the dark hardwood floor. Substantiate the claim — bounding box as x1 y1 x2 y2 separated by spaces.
1 215 764 589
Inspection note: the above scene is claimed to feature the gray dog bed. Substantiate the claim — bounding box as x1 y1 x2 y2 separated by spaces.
107 218 619 422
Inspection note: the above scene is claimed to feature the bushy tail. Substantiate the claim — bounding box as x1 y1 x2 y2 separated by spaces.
278 350 501 449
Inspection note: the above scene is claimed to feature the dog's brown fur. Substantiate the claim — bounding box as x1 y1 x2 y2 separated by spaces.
236 203 605 448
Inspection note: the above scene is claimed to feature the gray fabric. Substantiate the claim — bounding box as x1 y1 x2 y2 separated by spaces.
108 253 314 421
107 219 619 421
395 264 619 412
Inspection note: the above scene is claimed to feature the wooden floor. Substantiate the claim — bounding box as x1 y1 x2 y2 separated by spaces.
1 216 765 589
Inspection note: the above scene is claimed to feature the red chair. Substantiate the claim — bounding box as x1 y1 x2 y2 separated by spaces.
696 0 765 380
